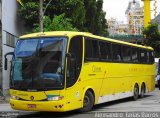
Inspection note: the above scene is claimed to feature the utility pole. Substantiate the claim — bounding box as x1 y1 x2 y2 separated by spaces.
39 0 43 32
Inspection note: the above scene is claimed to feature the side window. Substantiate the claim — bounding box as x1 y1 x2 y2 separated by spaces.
92 40 99 59
131 48 139 63
149 51 154 63
85 39 92 60
66 36 83 88
112 44 122 62
85 38 99 61
122 46 131 62
140 49 147 63
99 41 112 61
146 51 150 63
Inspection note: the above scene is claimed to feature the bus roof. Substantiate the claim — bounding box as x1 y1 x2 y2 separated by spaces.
19 31 153 50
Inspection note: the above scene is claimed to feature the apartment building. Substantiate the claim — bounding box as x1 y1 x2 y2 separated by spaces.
125 0 144 35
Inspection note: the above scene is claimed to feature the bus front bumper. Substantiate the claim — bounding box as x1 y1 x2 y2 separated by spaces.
10 98 66 112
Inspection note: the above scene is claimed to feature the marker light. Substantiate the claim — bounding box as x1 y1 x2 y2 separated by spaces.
11 95 19 100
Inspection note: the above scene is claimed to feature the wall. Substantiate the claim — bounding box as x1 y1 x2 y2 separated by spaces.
1 0 26 94
0 0 2 89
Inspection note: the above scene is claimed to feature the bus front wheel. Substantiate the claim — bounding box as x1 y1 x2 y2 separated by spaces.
133 84 139 100
80 90 94 112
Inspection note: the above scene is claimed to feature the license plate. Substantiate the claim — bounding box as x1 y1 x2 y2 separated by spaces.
27 104 36 108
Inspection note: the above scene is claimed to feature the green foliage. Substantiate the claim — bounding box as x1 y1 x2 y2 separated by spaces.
83 0 108 36
33 14 78 32
18 0 109 36
18 1 39 27
62 0 86 30
143 23 160 44
143 23 160 57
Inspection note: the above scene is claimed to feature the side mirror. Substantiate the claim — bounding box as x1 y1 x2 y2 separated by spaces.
4 58 8 70
66 53 76 65
66 53 71 58
4 52 14 70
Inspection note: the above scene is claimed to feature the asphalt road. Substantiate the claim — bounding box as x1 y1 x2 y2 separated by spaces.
0 88 160 118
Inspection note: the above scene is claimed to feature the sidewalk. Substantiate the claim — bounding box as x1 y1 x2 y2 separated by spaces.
0 90 9 104
0 103 15 112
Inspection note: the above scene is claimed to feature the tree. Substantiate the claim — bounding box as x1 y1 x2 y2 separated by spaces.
83 0 108 36
33 14 78 32
18 0 85 32
143 23 160 57
63 0 86 30
18 1 39 28
18 0 108 36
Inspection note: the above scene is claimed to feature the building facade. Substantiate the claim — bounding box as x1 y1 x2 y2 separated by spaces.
1 0 26 94
108 18 128 35
125 0 144 35
152 12 160 30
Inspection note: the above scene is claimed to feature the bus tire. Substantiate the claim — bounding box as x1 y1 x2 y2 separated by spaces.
140 83 145 98
133 84 139 100
80 90 94 112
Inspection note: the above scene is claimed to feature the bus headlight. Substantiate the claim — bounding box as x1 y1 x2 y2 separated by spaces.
11 95 19 100
47 95 64 101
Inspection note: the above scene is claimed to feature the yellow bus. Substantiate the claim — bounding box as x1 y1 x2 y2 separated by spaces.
4 31 155 112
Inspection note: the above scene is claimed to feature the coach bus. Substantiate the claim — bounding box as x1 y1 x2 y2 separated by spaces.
4 31 155 112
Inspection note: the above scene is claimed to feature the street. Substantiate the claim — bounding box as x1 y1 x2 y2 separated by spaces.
0 88 160 118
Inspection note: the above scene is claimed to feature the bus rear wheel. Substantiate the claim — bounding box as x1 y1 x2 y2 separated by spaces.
140 83 146 98
80 90 94 112
133 84 139 100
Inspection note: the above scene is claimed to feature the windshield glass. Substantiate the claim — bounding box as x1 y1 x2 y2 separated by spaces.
15 39 39 57
11 37 67 91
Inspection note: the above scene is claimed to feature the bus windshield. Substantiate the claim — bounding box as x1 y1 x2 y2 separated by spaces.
11 37 67 91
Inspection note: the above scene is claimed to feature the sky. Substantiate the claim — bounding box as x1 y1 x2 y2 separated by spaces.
103 0 160 23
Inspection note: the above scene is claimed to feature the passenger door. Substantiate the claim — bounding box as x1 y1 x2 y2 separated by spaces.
65 36 83 110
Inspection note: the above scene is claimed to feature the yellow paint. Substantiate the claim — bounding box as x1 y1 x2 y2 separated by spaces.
17 0 24 6
142 0 151 27
10 31 155 112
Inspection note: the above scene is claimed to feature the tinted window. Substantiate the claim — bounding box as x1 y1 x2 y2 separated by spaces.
85 38 99 61
149 51 154 63
67 36 83 88
140 49 146 63
112 44 122 62
99 41 112 61
131 48 139 62
122 46 131 62
15 39 38 57
146 51 150 63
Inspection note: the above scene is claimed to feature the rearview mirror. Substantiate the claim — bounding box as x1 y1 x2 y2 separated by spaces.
4 52 14 70
4 58 8 70
66 53 71 58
